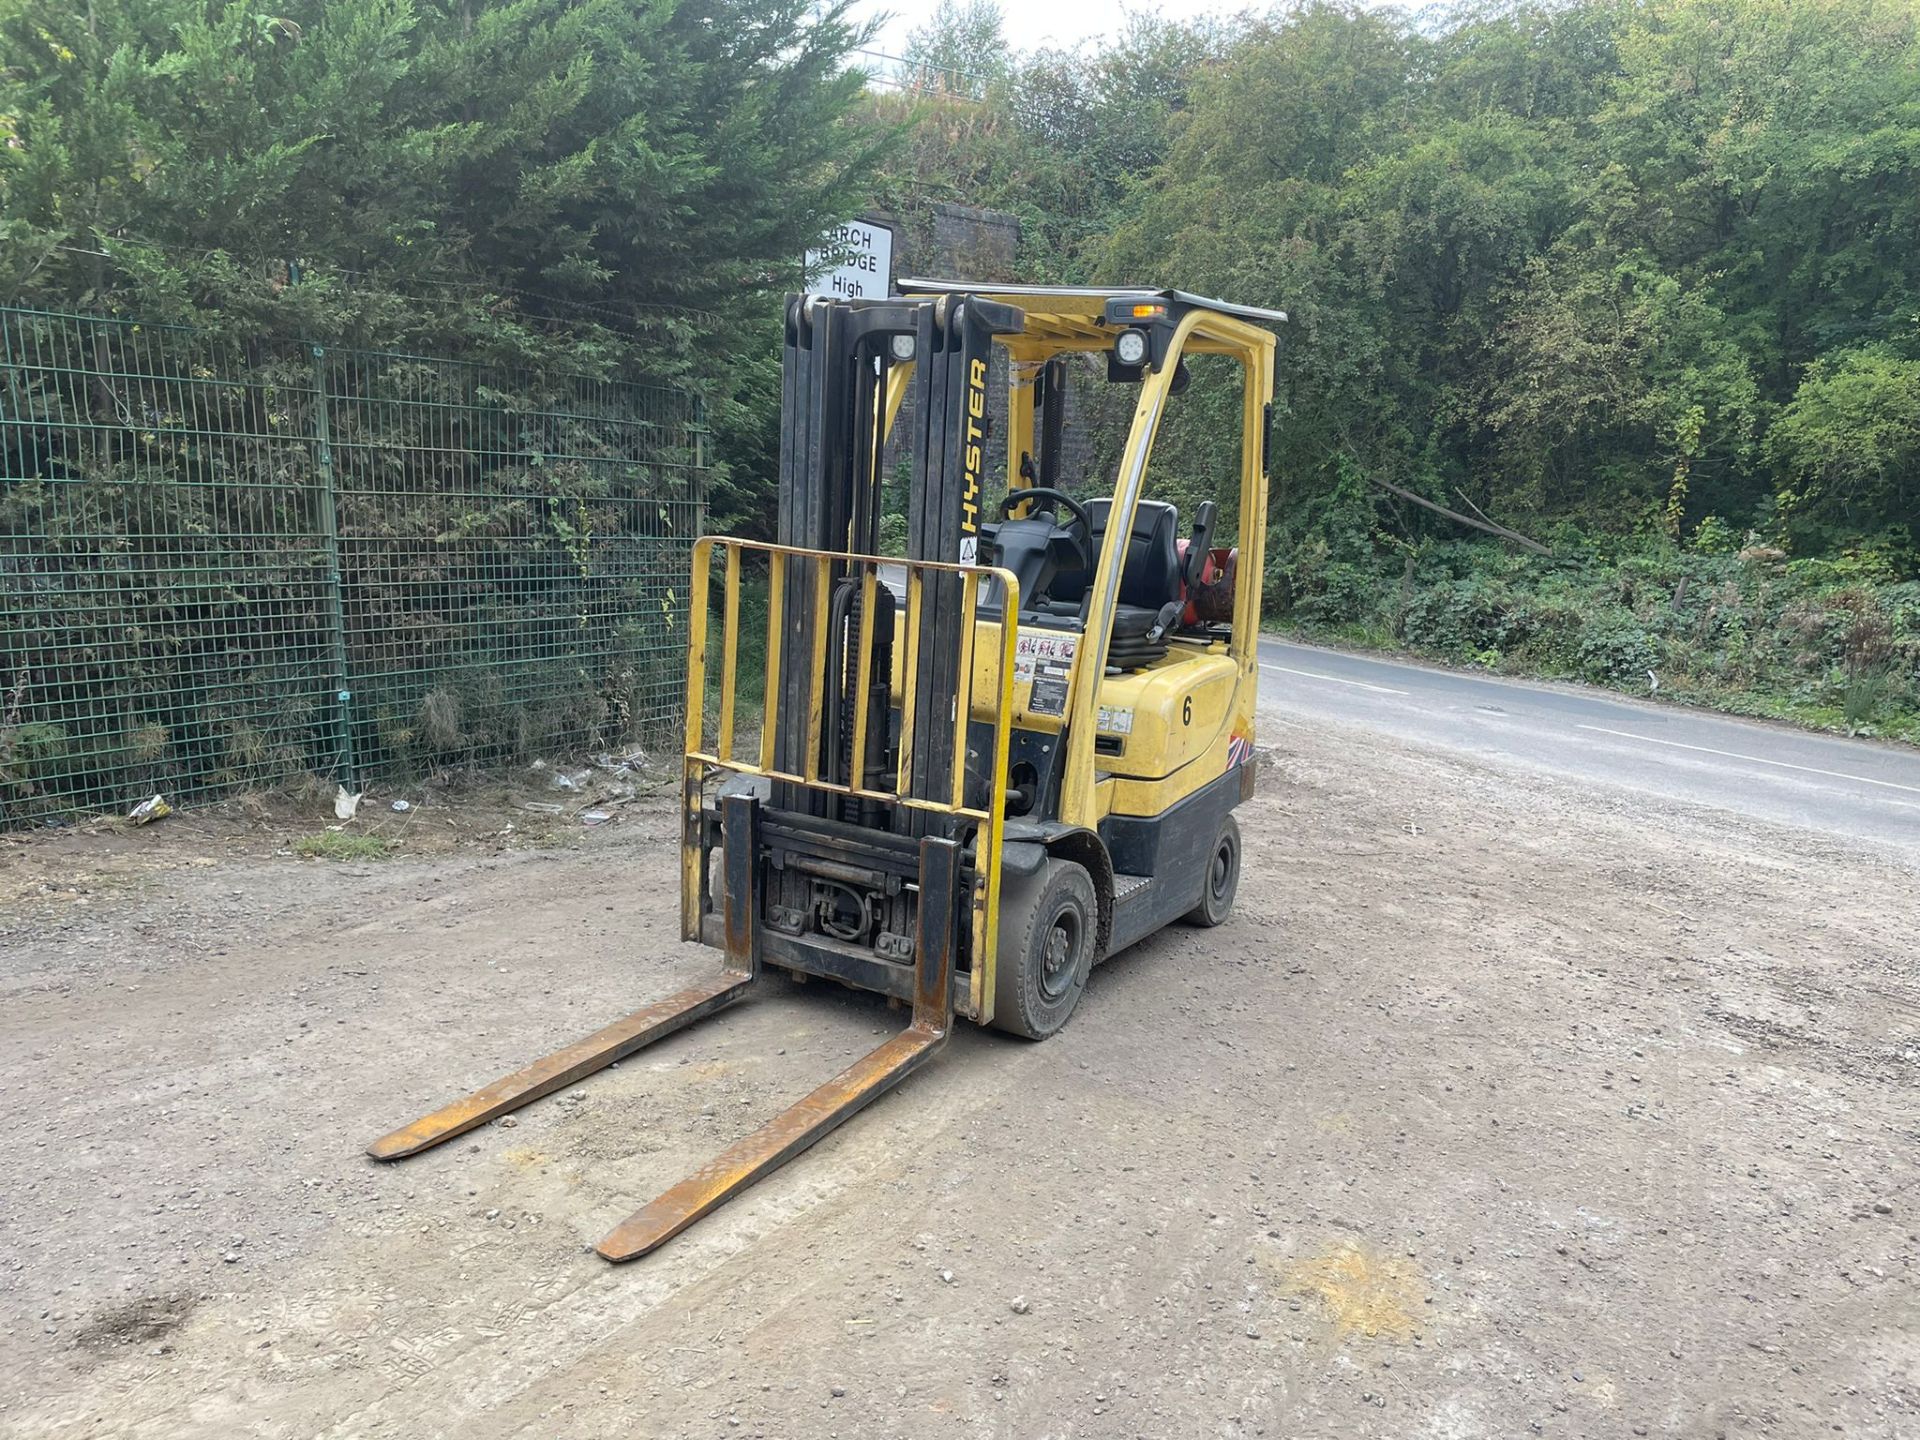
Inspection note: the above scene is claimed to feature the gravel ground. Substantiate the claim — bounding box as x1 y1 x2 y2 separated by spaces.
0 718 1915 1439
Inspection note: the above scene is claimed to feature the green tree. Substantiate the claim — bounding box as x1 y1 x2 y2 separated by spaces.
0 0 877 492
1594 0 1920 381
899 0 1010 101
864 9 1222 283
1770 345 1920 552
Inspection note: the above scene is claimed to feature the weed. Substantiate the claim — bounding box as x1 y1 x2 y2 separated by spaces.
294 832 392 861
419 688 465 754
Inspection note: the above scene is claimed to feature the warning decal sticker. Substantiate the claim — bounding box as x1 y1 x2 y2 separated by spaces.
1014 631 1077 717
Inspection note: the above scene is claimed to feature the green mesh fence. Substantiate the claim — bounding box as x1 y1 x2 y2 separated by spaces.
0 307 705 823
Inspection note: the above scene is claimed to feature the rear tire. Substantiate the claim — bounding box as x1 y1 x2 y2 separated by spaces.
1182 814 1241 927
991 859 1097 1039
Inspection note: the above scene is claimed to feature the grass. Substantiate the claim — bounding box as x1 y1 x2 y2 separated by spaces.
293 831 393 861
697 569 771 743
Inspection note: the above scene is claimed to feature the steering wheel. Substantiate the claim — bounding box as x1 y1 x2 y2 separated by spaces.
1000 486 1093 534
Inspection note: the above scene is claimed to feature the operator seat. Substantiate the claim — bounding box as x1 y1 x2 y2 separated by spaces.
1050 499 1184 669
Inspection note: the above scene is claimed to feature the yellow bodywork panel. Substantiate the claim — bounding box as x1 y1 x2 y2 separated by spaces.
888 614 1074 734
1089 648 1237 781
1098 727 1241 824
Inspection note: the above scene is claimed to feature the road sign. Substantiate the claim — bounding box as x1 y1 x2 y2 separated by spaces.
806 219 894 299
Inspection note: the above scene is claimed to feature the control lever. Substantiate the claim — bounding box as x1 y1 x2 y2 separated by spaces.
1184 500 1217 590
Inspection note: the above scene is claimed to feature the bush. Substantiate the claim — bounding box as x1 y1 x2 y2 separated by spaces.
1269 530 1920 743
1691 515 1741 554
1293 559 1384 628
1400 575 1520 656
1575 611 1659 684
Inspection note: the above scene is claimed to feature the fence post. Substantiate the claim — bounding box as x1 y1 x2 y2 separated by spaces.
691 394 708 537
309 344 357 792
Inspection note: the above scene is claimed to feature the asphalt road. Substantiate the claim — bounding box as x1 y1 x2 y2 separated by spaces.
1255 636 1920 859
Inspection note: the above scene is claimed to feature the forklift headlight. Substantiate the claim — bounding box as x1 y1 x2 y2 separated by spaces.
1113 328 1148 368
889 333 916 362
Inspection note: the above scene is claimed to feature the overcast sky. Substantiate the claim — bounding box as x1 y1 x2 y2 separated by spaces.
848 0 1262 62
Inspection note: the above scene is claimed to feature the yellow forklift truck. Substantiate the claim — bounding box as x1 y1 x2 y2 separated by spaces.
370 282 1284 1259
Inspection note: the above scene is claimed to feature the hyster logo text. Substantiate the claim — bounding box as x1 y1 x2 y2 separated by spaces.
961 357 987 560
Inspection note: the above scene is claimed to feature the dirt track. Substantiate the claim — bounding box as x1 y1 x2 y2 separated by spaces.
2 718 1916 1439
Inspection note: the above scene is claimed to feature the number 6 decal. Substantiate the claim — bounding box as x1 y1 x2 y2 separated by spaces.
1182 695 1193 725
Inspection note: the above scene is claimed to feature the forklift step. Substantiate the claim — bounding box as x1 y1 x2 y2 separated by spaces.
1112 873 1152 905
367 969 753 1161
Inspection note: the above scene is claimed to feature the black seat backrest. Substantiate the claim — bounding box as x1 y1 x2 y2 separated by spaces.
1048 498 1182 610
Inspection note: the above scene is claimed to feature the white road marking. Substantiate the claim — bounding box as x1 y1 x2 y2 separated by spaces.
1575 724 1920 801
1260 663 1409 697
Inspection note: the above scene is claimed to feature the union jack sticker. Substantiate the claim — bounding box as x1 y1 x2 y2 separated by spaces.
1226 732 1254 768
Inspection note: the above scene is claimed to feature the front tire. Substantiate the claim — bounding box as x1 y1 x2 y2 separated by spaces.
991 859 1098 1039
1183 814 1241 927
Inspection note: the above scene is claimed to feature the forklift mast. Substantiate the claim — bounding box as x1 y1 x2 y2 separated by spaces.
771 293 1022 829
